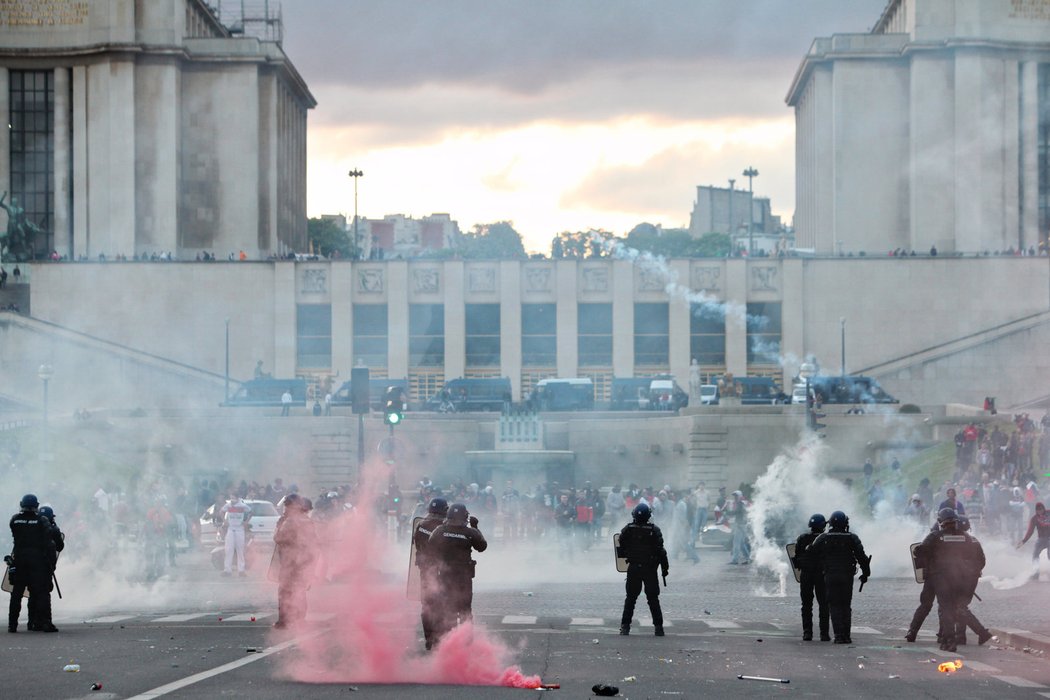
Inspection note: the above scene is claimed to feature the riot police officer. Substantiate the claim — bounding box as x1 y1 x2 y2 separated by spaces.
807 510 870 644
618 502 669 636
30 505 64 632
413 497 448 650
793 513 830 641
8 494 58 633
427 502 487 643
272 494 318 630
914 508 987 652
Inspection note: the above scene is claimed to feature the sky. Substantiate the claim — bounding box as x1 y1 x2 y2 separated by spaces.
279 0 888 254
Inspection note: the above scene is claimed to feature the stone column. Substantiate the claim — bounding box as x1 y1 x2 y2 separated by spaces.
724 259 747 377
555 260 578 377
1020 61 1039 249
443 260 465 381
387 260 409 380
500 261 522 398
612 260 633 377
53 68 71 258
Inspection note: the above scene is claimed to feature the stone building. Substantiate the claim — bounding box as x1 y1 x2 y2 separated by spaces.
0 0 315 260
788 0 1050 255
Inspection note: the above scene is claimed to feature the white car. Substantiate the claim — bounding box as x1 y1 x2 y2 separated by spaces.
199 499 280 544
700 384 719 405
791 384 809 405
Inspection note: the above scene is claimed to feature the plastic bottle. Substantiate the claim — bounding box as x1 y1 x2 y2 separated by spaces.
63 664 80 672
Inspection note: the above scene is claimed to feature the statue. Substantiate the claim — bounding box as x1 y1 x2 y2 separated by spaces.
0 192 41 262
689 359 702 407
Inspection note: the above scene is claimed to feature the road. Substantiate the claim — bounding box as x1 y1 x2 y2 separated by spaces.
4 538 1049 699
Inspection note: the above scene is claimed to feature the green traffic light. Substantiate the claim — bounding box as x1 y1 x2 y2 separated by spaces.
387 412 401 425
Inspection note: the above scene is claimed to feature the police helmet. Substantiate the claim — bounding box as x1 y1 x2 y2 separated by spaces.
808 513 827 532
936 507 957 526
38 505 55 520
428 497 449 517
828 510 849 531
447 502 469 524
957 515 971 532
283 493 302 510
632 502 652 523
19 493 38 509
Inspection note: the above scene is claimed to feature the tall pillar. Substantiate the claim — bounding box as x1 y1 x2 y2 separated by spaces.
71 66 88 257
500 261 522 398
387 260 409 379
724 259 747 377
443 260 465 381
668 259 691 385
273 262 297 377
331 262 353 375
1020 61 1039 248
0 68 9 250
555 260 578 377
612 260 633 377
52 68 71 257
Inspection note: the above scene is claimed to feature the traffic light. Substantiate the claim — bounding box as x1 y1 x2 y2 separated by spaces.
383 386 404 425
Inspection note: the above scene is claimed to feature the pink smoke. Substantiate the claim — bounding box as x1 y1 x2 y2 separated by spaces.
270 455 542 689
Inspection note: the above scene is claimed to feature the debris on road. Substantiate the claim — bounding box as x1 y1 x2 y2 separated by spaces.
592 684 619 696
888 675 900 679
738 675 790 684
623 676 637 682
937 660 963 673
90 682 102 691
63 663 80 672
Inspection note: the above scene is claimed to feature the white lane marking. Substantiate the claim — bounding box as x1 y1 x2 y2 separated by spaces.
570 617 603 626
124 637 303 700
962 661 1000 673
702 619 739 629
152 613 214 623
638 618 673 628
769 623 795 631
221 613 271 622
851 626 883 635
1036 692 1050 698
502 615 537 624
82 615 137 624
991 676 1047 689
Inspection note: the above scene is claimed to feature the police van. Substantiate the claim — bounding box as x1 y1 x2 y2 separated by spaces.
223 378 307 407
534 377 594 411
422 377 512 412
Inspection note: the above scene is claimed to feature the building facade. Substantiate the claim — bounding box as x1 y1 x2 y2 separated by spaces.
354 213 463 260
0 0 315 261
787 0 1050 255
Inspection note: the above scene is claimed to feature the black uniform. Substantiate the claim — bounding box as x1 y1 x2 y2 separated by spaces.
914 526 985 651
427 519 487 640
905 527 938 642
618 520 669 634
808 530 870 643
412 513 446 649
8 509 57 632
793 531 829 641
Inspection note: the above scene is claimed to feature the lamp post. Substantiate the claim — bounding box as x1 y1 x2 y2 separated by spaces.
742 166 759 256
38 363 53 459
799 361 816 430
224 318 230 403
727 178 736 241
840 317 846 377
348 168 364 259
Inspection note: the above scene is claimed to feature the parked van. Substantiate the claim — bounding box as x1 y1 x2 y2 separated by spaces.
330 378 410 410
611 377 653 410
423 377 512 412
700 384 719 405
720 376 788 405
809 375 898 404
534 378 594 411
648 378 688 411
224 378 307 407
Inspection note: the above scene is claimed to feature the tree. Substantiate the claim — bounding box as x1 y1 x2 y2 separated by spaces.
622 228 731 258
307 217 352 258
550 229 617 258
458 221 527 259
694 232 732 258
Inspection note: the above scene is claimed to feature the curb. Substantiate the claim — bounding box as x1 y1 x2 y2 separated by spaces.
989 628 1050 655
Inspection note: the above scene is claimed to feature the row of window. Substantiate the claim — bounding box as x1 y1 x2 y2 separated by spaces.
296 302 782 371
8 70 54 257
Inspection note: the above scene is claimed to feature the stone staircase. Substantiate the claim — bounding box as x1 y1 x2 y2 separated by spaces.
309 428 355 490
687 426 728 487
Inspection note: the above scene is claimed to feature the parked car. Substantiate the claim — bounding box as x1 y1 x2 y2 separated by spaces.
199 499 280 545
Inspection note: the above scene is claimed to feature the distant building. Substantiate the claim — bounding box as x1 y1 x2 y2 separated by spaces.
788 0 1050 255
0 0 315 260
355 213 463 259
688 187 783 253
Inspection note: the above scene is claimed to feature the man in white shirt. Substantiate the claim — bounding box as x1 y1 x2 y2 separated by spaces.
220 496 252 576
280 390 292 416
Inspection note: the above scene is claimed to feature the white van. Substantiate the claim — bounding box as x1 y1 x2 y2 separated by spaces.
700 384 719 405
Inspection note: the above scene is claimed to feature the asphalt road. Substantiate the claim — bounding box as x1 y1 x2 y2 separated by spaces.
5 539 1049 699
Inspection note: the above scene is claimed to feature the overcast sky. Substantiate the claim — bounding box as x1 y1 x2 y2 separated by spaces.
279 0 887 253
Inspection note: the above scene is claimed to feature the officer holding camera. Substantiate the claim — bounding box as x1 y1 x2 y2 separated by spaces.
8 494 59 633
427 503 487 643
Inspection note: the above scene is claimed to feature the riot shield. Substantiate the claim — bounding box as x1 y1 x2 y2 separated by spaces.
406 516 423 600
1 565 28 598
612 533 628 573
909 542 923 584
784 543 801 583
266 546 280 583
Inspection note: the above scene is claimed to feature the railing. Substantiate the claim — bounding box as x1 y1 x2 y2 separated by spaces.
497 411 541 448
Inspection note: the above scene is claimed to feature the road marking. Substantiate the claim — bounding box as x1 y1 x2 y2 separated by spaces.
851 626 883 635
962 660 1000 673
81 614 137 624
502 615 537 624
124 637 303 700
570 617 603 626
638 618 673 628
221 613 270 622
703 619 739 629
991 676 1047 689
152 613 214 623
1037 693 1050 699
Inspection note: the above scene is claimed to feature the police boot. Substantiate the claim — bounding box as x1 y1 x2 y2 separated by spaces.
6 622 14 633
802 630 813 641
619 625 630 636
654 626 665 637
904 629 917 643
39 622 58 633
978 629 994 645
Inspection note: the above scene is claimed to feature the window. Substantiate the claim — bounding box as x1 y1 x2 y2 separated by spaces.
634 302 669 366
690 302 726 365
409 304 444 367
746 302 782 365
522 303 556 366
465 303 500 367
8 70 54 258
578 303 612 367
353 304 388 368
297 304 331 369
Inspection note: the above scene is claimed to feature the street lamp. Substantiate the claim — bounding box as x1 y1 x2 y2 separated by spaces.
727 178 736 241
38 363 53 459
348 168 364 259
799 361 816 430
742 167 759 256
840 318 846 377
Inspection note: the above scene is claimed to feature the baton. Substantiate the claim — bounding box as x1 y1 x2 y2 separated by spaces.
973 592 982 602
662 573 667 587
858 555 872 592
53 572 62 599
